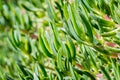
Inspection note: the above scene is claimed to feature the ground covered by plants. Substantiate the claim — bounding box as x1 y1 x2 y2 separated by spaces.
1 0 120 80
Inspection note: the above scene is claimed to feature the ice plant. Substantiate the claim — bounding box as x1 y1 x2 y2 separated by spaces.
0 0 120 80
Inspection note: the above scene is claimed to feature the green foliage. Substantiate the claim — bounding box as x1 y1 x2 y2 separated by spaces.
1 0 120 80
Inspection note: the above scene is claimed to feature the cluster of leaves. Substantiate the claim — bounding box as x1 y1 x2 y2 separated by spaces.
1 0 120 80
